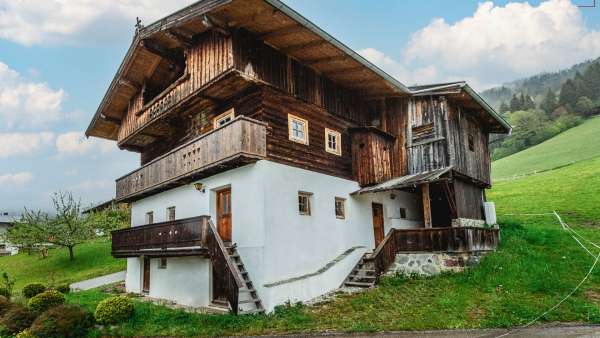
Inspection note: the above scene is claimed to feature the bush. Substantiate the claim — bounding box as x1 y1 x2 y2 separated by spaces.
0 287 10 299
0 295 12 317
29 305 94 338
55 284 70 294
0 305 36 335
23 283 46 299
27 290 65 313
94 296 134 325
16 329 36 338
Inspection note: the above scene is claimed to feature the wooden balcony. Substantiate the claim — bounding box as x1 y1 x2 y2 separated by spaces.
116 116 267 202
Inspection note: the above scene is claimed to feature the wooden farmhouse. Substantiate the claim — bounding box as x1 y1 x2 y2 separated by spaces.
86 0 511 314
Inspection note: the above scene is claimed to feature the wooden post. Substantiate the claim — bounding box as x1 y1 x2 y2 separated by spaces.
422 183 432 228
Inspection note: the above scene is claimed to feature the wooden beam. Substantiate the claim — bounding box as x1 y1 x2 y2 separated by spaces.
282 40 325 54
118 78 141 91
140 39 180 63
100 113 121 125
422 183 432 228
163 30 193 48
259 25 305 40
201 14 230 36
442 181 458 220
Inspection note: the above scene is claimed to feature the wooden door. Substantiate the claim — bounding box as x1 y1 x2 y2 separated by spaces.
216 188 232 242
372 203 385 247
142 257 150 293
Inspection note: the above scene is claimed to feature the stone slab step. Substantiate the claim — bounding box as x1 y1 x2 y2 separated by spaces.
344 281 374 287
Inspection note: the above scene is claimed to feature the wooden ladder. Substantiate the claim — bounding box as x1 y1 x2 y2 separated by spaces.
226 244 265 315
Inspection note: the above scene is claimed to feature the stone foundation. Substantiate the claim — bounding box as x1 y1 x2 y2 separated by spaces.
386 251 487 277
451 218 486 228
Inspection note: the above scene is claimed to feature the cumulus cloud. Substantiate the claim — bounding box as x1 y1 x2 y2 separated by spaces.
0 62 66 130
402 0 600 89
0 0 196 46
0 172 33 186
0 132 55 158
55 132 114 156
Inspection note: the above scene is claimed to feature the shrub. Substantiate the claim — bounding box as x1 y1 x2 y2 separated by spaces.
27 290 65 313
0 287 10 299
55 284 70 294
16 329 36 338
0 305 36 335
23 283 46 299
29 305 94 338
0 295 12 317
94 296 134 325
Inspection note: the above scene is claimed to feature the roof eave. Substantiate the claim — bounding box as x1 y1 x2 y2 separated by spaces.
462 84 512 134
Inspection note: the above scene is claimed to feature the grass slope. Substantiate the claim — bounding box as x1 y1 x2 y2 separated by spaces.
64 157 600 336
492 116 600 179
0 238 125 292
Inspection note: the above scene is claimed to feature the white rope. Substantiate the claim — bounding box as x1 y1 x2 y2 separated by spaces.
493 211 600 337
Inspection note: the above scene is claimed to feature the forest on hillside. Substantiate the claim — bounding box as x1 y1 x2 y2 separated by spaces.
489 60 600 160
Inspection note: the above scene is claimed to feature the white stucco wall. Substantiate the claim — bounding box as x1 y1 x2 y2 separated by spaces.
126 160 423 311
148 257 211 307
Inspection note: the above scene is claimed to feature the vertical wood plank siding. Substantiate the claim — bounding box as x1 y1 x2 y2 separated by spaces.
116 117 266 200
351 130 393 186
383 98 409 177
453 178 485 219
407 97 449 174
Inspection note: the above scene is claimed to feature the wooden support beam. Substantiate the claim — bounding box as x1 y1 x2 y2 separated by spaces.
140 39 180 63
282 40 324 54
201 14 230 36
422 183 432 228
118 78 141 91
259 25 304 40
100 113 121 125
442 181 458 220
163 30 193 48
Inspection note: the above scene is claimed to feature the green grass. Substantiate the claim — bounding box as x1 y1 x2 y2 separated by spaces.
0 238 125 292
62 155 600 336
492 116 600 179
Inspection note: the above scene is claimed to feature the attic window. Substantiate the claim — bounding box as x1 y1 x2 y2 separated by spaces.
213 109 235 129
468 134 475 152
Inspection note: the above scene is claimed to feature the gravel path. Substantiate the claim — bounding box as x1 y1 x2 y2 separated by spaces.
70 270 126 291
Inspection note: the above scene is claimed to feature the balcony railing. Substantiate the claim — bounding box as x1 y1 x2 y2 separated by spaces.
116 116 267 201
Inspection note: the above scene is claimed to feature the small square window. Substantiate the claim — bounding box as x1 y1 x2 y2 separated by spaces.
468 134 475 152
159 258 167 269
145 211 154 224
335 197 346 219
298 191 312 215
213 109 235 129
167 206 176 221
325 128 342 156
399 208 407 219
288 114 309 145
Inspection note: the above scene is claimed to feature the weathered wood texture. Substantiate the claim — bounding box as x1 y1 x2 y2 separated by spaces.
350 128 394 186
381 98 409 178
116 116 267 201
111 216 245 314
407 97 449 174
368 226 499 278
261 87 356 179
421 183 432 228
453 178 485 220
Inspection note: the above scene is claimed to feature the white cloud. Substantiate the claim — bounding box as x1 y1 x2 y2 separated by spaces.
55 132 114 156
0 0 196 46
0 62 66 130
359 48 440 86
70 179 113 191
0 132 55 158
0 172 33 186
401 0 600 89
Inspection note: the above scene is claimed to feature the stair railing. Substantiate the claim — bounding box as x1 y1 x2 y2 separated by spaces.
366 229 399 280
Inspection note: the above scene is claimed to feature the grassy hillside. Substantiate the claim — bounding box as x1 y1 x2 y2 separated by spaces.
61 157 600 336
492 116 600 179
0 238 125 292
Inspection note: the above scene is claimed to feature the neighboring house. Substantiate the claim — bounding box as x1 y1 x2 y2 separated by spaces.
0 212 19 256
82 199 129 214
86 0 511 314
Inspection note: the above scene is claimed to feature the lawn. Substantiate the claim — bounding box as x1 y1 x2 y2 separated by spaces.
63 156 600 336
0 238 125 292
492 116 600 179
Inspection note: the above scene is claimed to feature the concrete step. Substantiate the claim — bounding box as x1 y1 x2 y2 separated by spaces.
349 274 376 280
344 281 374 287
239 298 261 304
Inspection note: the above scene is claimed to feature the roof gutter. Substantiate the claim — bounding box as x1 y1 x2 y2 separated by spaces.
263 0 410 95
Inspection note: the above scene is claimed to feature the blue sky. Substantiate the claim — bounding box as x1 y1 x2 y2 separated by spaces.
0 0 599 212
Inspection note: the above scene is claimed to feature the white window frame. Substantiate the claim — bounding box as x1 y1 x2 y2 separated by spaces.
298 191 313 216
166 206 176 221
325 128 342 156
213 108 235 129
335 197 346 219
288 114 309 145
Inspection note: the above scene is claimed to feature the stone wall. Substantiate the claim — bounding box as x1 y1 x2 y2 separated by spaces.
451 218 486 228
386 252 487 277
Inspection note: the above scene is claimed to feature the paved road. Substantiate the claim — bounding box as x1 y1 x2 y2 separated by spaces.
69 270 126 291
255 324 600 337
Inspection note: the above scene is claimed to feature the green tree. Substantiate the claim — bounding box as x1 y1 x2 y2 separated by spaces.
583 62 600 101
559 79 579 109
509 94 521 112
4 209 49 257
574 96 594 116
86 204 130 236
540 89 558 114
498 101 510 114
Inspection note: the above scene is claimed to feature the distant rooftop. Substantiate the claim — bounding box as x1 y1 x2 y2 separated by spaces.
0 211 20 224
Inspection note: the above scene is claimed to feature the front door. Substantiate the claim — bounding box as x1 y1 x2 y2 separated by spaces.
142 257 150 293
372 203 385 247
216 188 232 242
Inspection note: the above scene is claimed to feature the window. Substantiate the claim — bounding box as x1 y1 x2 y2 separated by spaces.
335 197 346 219
213 109 235 129
399 208 407 219
325 128 342 156
298 191 312 215
159 258 167 269
145 211 154 224
167 206 176 221
288 114 309 145
468 134 475 152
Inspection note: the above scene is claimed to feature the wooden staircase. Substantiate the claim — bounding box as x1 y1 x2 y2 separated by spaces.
342 255 377 288
226 244 265 315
